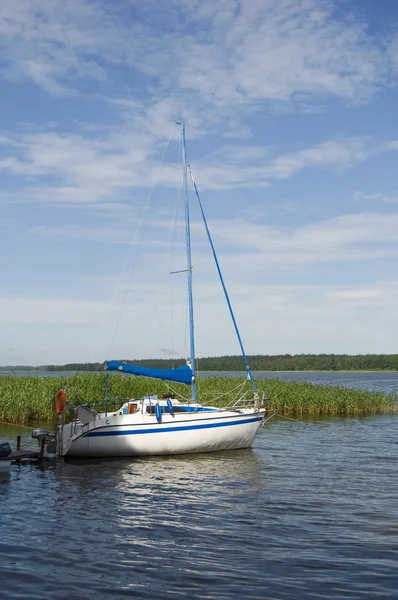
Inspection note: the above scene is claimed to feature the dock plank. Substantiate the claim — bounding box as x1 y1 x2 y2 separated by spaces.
0 449 43 461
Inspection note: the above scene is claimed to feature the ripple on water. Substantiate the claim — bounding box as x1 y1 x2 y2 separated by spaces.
1 414 398 599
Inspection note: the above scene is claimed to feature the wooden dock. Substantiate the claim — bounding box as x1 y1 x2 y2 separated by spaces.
0 435 51 464
1 449 47 462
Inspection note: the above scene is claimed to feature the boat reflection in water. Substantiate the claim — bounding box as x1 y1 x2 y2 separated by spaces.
60 447 265 501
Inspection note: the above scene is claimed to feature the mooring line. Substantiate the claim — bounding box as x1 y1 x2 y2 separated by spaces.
277 414 303 422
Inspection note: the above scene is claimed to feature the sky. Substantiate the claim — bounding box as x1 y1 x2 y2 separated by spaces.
0 0 398 366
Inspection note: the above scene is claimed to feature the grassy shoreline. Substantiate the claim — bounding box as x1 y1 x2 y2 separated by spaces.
200 369 398 373
0 373 396 425
1 369 398 374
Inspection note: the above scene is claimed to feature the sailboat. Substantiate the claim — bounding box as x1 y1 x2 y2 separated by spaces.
56 123 271 458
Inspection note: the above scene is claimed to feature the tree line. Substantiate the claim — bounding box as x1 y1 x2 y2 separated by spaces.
1 354 398 372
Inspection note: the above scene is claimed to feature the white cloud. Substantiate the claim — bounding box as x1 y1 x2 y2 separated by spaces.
2 278 398 364
330 289 385 303
198 211 398 281
0 296 105 325
28 223 186 250
0 1 397 209
263 138 396 179
2 1 398 364
354 191 398 204
170 0 393 108
29 225 131 245
2 128 398 206
0 0 112 94
0 0 395 114
0 128 179 203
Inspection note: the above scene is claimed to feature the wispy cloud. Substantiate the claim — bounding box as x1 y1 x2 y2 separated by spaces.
1 0 398 363
0 0 112 94
0 0 396 114
1 1 397 206
0 128 179 203
2 278 398 362
176 0 393 107
201 211 398 279
329 288 385 304
263 138 371 178
2 130 398 204
0 296 106 325
354 191 398 204
194 136 398 185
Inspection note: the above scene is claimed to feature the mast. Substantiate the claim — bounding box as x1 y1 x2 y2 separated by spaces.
179 122 196 401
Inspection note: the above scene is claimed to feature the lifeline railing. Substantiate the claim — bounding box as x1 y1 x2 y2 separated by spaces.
222 390 270 411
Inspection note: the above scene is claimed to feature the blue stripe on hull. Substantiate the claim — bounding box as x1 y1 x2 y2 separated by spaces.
84 416 261 438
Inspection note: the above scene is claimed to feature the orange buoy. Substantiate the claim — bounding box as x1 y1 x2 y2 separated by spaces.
55 389 67 415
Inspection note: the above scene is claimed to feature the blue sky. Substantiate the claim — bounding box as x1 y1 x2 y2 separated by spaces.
1 0 398 366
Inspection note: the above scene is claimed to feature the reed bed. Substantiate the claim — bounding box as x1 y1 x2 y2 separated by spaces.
0 374 396 425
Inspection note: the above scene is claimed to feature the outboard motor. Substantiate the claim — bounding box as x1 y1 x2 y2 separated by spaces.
0 442 12 458
31 428 50 440
31 428 56 455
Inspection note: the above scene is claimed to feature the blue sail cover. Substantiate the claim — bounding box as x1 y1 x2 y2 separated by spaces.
106 361 193 385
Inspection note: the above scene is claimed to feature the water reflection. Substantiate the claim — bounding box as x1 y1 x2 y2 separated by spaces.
1 417 398 599
59 448 264 500
11 449 266 600
0 469 10 483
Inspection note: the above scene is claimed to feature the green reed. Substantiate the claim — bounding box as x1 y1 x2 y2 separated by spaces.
0 374 396 425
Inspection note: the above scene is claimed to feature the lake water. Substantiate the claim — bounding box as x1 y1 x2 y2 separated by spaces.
1 372 397 599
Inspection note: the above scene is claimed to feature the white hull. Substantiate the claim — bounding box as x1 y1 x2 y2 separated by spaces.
59 407 266 458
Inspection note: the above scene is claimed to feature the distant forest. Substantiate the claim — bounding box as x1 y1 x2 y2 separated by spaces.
1 354 398 372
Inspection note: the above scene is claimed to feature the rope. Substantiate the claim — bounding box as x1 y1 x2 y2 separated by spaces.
19 441 40 450
213 379 248 402
152 170 184 360
277 414 302 422
187 163 257 393
169 174 185 361
102 124 177 361
160 377 251 407
161 380 191 403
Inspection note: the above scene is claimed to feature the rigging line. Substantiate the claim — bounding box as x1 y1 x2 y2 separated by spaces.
230 382 251 404
214 379 248 401
153 162 184 360
167 172 184 364
162 380 191 403
170 132 190 370
150 166 183 351
91 125 176 363
177 136 190 363
173 135 190 364
187 164 257 394
96 123 177 363
147 163 184 363
180 123 196 401
209 380 249 406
